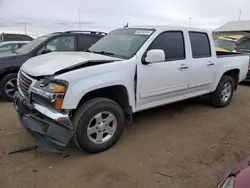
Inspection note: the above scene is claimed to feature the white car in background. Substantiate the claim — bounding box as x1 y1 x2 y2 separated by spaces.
0 41 29 53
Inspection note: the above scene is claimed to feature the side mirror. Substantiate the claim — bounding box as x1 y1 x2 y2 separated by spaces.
41 49 52 55
143 49 165 64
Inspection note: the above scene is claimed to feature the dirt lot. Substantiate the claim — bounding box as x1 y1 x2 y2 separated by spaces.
1 85 250 188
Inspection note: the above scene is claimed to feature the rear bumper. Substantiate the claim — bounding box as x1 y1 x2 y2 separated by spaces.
14 92 74 154
244 70 250 81
244 71 250 82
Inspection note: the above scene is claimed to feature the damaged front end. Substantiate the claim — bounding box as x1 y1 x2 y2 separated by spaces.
14 71 74 154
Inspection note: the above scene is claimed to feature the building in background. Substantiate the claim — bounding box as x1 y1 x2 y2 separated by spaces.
213 20 250 39
213 21 250 52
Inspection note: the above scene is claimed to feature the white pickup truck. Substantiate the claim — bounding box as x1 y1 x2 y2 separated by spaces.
14 26 249 154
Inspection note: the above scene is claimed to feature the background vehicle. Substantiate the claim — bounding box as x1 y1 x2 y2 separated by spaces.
0 41 29 53
14 26 249 154
0 30 106 100
0 33 33 43
215 157 250 187
215 34 250 52
215 35 250 82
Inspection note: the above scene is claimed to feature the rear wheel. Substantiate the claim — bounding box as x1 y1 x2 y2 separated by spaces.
73 98 125 153
211 75 235 107
0 73 18 101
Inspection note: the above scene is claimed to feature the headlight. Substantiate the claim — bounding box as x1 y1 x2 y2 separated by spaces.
31 79 68 110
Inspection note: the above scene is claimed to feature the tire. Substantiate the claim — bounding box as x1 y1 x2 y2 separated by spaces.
73 98 125 153
0 73 18 101
211 75 235 107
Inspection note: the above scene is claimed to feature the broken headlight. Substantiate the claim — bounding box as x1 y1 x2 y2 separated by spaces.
31 79 68 110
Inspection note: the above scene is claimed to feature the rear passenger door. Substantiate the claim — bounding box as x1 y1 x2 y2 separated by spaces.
188 32 216 91
76 35 101 51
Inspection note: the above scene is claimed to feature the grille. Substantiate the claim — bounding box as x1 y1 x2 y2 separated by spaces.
19 72 32 97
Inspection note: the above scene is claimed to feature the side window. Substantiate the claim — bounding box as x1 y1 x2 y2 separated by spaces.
77 35 100 51
11 44 20 51
237 41 247 51
37 36 75 55
147 31 185 61
18 43 26 48
246 39 250 50
238 39 250 51
189 32 211 58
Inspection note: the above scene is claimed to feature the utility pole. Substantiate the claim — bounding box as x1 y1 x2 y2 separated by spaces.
189 17 192 27
24 25 27 35
123 22 129 28
238 10 242 21
77 8 81 29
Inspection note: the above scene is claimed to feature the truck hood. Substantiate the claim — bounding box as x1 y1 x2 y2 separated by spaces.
21 52 122 77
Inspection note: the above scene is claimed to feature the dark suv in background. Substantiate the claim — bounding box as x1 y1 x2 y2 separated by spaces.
0 30 106 100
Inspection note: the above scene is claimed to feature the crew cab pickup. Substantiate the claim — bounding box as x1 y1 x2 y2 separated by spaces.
14 26 249 154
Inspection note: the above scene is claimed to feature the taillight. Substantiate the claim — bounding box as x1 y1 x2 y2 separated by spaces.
249 60 250 70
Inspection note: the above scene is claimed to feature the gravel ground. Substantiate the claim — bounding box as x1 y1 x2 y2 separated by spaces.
1 85 250 188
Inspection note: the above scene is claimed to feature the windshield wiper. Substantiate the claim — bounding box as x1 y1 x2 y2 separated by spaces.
90 51 115 56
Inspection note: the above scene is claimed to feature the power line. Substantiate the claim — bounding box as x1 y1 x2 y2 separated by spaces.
24 25 27 35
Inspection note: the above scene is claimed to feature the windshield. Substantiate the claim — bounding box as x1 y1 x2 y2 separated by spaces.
89 28 155 59
214 39 236 51
0 43 12 52
16 34 52 54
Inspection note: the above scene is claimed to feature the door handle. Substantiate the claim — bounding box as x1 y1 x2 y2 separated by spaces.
207 61 215 66
178 64 189 70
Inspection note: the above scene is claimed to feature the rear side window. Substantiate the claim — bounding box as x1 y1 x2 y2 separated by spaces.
237 39 250 51
77 35 101 51
189 32 211 58
19 43 26 48
148 31 185 61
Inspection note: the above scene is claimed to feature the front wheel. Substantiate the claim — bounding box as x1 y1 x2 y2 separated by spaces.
73 98 125 153
211 75 235 107
0 73 18 101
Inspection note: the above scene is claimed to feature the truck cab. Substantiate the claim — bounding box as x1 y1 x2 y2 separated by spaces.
14 26 249 154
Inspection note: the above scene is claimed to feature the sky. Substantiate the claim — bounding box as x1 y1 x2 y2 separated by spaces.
0 0 250 38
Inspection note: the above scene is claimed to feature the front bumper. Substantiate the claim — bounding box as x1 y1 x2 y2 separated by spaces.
14 92 74 154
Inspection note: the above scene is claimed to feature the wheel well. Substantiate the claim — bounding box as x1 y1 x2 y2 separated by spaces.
77 85 132 117
0 68 19 81
223 69 240 90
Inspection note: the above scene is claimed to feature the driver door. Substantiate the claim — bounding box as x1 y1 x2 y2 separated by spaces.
136 31 190 111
